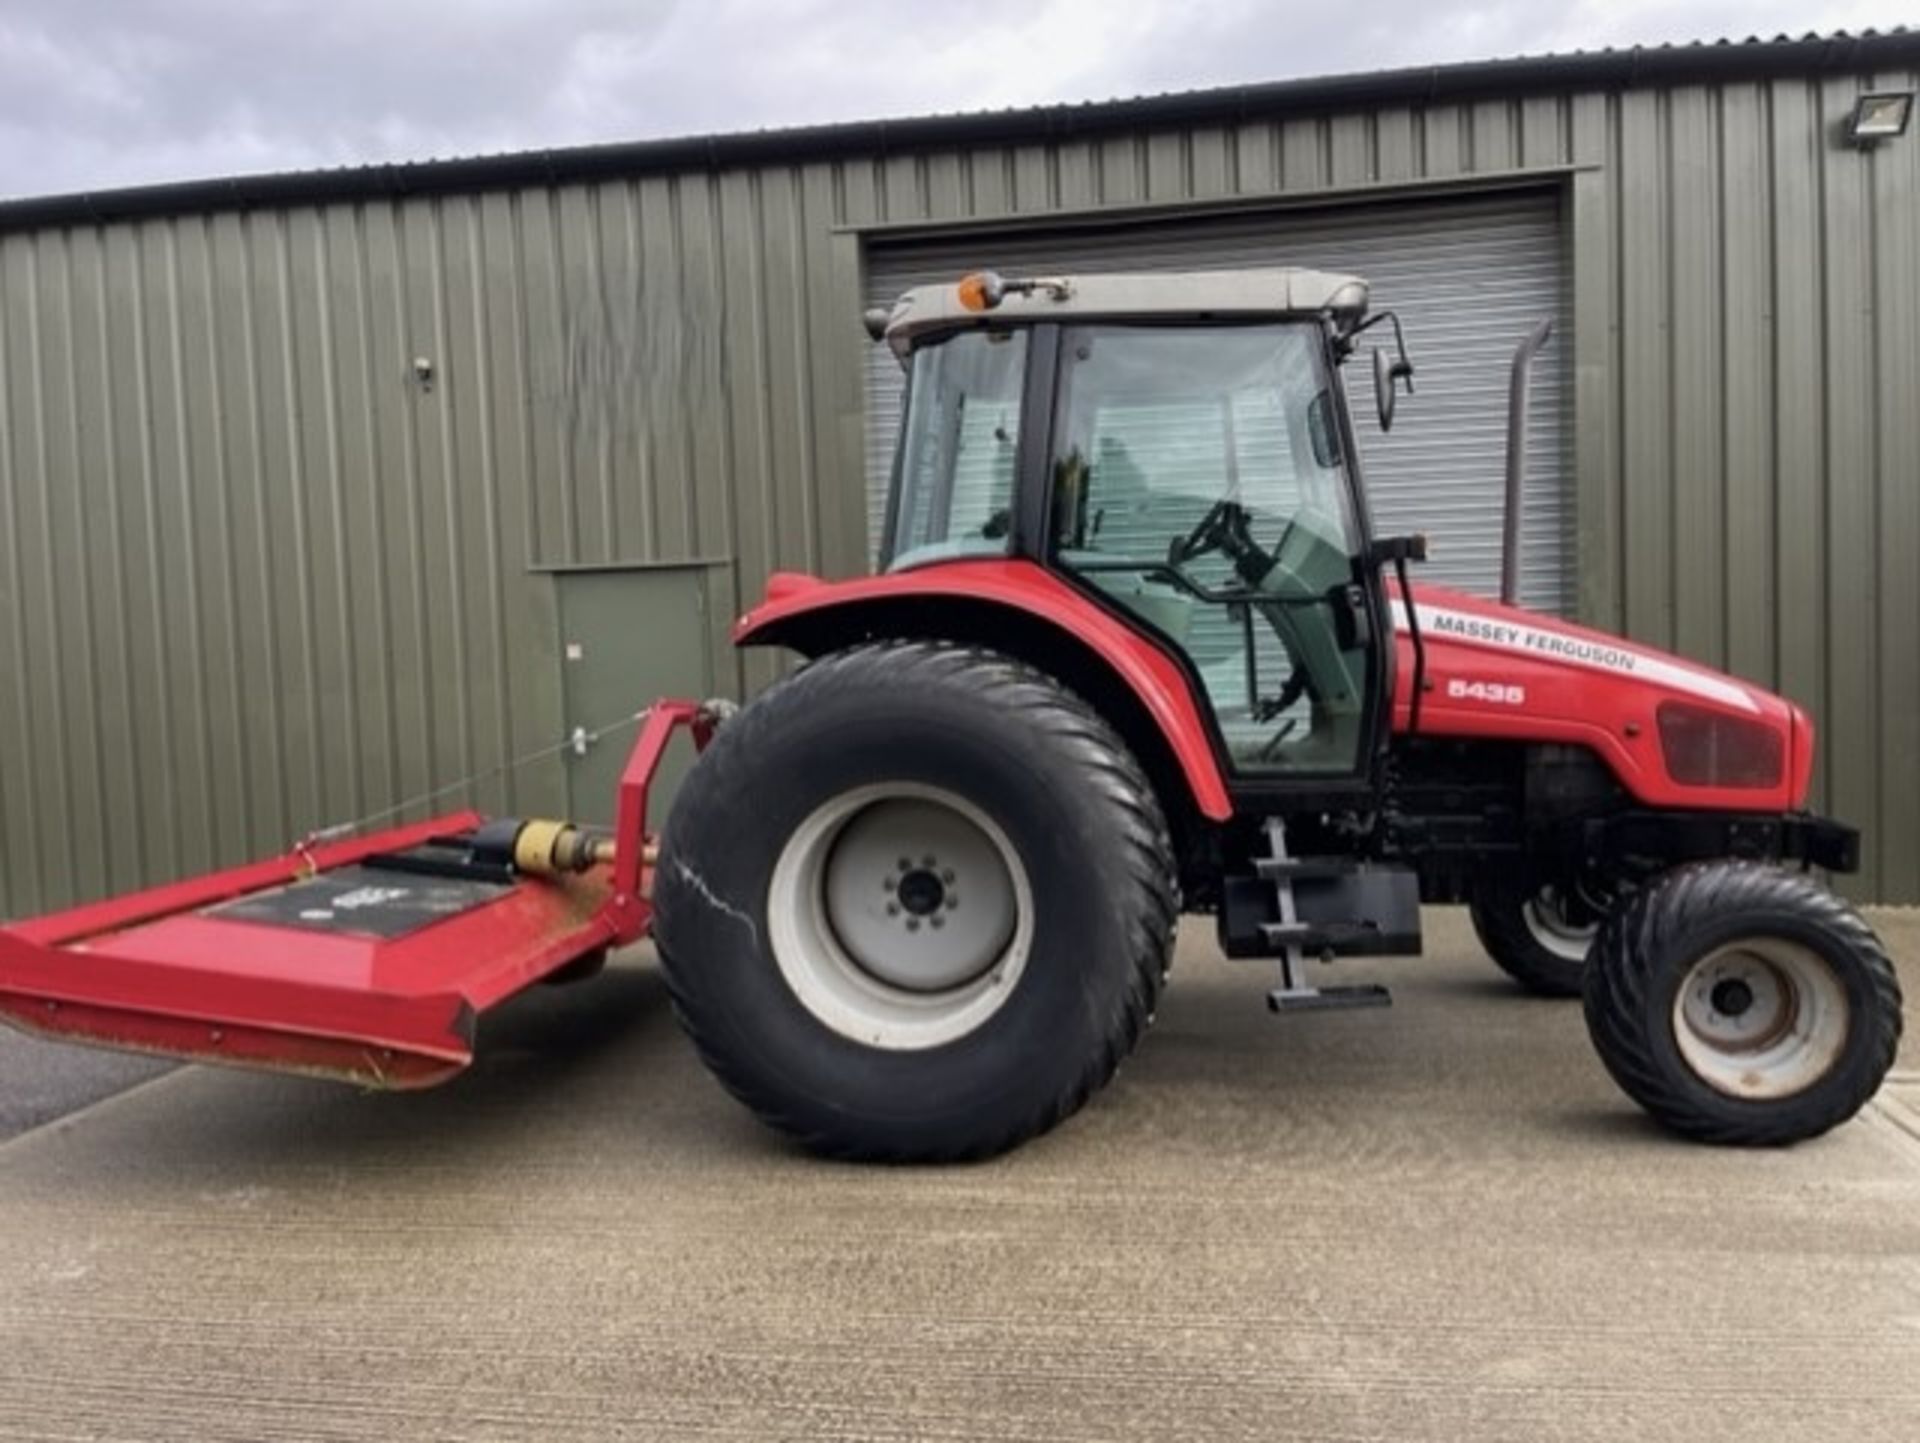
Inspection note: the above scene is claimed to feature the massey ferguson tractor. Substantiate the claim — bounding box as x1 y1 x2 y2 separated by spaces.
0 265 1902 1163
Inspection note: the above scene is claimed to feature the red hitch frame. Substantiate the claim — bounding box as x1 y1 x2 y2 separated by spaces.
0 701 714 1088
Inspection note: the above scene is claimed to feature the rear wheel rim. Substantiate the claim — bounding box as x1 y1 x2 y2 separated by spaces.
767 783 1034 1051
1669 938 1851 1100
1522 885 1600 963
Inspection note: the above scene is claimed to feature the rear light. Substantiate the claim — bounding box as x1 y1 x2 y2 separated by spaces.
1656 701 1785 790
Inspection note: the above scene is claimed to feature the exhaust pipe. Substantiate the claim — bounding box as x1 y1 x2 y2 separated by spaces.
1501 318 1554 607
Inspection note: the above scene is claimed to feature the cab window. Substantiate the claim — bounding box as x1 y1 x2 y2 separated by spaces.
885 330 1027 570
1049 324 1373 774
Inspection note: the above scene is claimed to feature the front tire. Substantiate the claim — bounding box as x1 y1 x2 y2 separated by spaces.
653 641 1178 1162
1583 862 1902 1145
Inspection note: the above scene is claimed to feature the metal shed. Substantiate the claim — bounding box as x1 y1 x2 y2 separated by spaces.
0 30 1917 911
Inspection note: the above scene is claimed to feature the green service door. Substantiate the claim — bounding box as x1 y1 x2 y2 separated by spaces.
556 567 714 827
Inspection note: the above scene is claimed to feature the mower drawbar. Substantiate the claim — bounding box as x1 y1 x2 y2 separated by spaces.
0 701 716 1088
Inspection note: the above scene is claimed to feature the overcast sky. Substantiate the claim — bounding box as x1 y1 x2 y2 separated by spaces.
0 1 1911 200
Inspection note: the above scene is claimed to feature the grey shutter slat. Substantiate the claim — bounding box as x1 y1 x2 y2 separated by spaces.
862 193 1572 613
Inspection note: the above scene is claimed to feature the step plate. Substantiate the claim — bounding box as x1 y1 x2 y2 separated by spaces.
1268 984 1393 1013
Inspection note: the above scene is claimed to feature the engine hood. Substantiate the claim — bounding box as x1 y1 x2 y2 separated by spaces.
1393 582 1812 811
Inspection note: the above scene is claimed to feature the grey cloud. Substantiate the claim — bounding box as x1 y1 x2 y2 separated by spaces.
0 0 1906 199
0 0 669 195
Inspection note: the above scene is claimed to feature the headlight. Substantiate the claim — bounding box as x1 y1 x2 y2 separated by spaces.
1656 701 1785 789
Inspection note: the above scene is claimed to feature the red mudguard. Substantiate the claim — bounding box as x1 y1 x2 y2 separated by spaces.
735 561 1237 820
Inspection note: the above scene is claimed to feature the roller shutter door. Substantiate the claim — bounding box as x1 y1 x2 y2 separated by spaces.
862 192 1571 613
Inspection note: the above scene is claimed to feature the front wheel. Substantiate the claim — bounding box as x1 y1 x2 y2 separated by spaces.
1470 873 1608 997
1583 862 1902 1145
653 641 1178 1162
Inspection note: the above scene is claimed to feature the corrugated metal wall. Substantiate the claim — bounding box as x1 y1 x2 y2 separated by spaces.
1580 72 1920 903
2 63 1918 912
0 184 857 913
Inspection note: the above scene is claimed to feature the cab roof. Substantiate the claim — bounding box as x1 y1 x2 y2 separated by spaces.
877 267 1370 359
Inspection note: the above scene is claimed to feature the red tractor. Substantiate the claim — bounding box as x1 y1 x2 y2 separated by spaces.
0 266 1901 1162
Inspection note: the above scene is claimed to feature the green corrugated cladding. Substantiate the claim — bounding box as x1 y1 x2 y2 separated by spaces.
0 70 1917 913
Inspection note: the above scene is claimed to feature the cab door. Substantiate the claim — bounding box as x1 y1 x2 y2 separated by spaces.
1045 323 1382 778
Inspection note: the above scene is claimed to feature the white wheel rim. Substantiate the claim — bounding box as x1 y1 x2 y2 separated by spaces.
1522 885 1599 963
767 783 1034 1051
1669 938 1851 1100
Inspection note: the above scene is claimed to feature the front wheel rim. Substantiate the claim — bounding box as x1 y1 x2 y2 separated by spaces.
1669 938 1851 1100
767 783 1034 1051
1522 885 1600 963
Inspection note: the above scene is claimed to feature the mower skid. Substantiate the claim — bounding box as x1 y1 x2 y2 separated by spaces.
0 700 713 1089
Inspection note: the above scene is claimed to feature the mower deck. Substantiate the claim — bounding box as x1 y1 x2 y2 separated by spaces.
0 817 620 1087
0 702 710 1089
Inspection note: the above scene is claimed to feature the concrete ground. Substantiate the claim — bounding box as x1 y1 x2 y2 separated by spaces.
1 909 1917 1442
0 1032 171 1145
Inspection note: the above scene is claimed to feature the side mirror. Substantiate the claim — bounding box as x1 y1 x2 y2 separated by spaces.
1373 348 1395 431
1373 348 1415 432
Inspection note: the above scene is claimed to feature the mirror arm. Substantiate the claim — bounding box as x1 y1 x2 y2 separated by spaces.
1351 310 1413 378
1350 310 1415 387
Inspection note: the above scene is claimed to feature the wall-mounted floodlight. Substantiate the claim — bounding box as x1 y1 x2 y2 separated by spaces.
1847 91 1913 145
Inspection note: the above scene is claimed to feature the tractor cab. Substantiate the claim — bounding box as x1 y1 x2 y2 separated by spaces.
870 269 1406 784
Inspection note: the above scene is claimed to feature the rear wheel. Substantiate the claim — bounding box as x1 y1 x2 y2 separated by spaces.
1470 873 1607 997
653 641 1178 1162
1583 861 1902 1145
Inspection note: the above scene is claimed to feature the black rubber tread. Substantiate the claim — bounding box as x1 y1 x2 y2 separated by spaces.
653 639 1179 1162
1582 861 1903 1146
1468 873 1592 998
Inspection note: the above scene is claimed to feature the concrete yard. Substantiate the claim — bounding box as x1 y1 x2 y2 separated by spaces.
1 909 1917 1441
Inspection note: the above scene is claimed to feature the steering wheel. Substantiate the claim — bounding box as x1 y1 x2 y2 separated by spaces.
1169 498 1247 567
1171 500 1305 595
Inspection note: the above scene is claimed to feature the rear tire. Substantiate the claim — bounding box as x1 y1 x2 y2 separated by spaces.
1470 874 1602 997
1583 861 1902 1145
653 640 1178 1162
